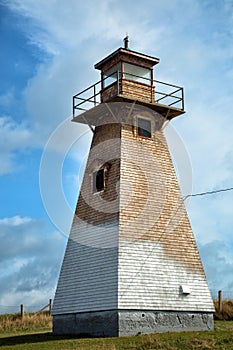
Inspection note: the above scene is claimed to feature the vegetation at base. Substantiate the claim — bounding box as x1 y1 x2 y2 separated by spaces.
0 309 233 349
0 311 52 333
214 299 233 320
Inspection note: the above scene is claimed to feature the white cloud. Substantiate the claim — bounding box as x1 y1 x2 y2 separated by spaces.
5 0 165 53
189 190 233 244
0 117 31 149
0 90 14 108
178 106 233 192
0 116 34 175
0 215 65 312
199 240 233 293
0 215 32 226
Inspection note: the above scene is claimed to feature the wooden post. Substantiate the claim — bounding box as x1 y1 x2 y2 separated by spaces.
49 299 52 315
218 290 222 313
20 304 24 319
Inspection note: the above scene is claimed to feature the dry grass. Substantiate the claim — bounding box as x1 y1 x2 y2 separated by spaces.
0 311 52 333
214 300 233 320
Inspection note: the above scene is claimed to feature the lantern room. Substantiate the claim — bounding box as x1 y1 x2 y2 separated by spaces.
94 36 159 104
73 37 185 123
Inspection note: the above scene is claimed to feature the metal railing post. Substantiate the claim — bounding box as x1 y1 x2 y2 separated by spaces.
94 84 96 106
181 88 184 110
73 96 75 117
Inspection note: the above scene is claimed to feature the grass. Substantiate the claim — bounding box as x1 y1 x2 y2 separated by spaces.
0 310 233 349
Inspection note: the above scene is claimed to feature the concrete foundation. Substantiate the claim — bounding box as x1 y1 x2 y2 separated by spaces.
53 310 214 337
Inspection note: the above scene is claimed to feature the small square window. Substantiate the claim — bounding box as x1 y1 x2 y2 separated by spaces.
93 169 105 192
138 118 152 138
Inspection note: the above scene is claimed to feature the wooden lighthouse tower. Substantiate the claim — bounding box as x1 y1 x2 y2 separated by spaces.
52 37 214 336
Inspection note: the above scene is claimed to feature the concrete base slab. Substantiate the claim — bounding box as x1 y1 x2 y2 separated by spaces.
53 310 214 337
53 310 118 337
118 310 214 336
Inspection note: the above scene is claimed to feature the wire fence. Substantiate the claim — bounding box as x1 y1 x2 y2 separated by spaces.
0 300 52 315
210 290 233 300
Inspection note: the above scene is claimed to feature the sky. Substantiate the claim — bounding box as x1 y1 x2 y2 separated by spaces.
0 0 233 313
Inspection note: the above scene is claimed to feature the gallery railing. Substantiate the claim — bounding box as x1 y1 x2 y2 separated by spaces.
73 71 184 116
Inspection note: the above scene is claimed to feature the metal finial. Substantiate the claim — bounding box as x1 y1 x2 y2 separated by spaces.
124 34 129 49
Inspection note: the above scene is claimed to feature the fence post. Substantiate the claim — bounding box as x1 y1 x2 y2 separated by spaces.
49 299 52 315
20 304 24 319
218 290 222 313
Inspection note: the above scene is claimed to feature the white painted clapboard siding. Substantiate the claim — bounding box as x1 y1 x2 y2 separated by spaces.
52 220 118 314
118 239 214 312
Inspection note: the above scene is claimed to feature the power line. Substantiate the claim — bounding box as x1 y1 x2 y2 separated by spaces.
183 187 233 200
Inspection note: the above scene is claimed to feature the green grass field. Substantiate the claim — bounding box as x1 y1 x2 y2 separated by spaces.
1 312 233 350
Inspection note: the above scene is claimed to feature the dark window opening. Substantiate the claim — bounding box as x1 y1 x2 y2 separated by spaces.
138 118 152 138
94 169 105 192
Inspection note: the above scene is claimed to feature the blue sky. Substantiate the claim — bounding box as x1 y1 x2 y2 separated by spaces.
0 0 233 312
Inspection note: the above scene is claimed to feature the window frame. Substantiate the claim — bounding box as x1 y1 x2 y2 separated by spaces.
92 163 110 194
137 117 152 139
102 63 121 89
93 168 105 193
122 62 153 86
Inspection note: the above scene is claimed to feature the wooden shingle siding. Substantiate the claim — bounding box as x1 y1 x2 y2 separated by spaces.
121 79 154 103
101 79 154 103
101 84 118 103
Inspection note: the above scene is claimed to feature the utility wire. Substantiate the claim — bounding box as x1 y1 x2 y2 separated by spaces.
183 186 233 201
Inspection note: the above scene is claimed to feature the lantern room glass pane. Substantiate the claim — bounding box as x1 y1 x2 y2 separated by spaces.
103 63 121 88
124 63 151 84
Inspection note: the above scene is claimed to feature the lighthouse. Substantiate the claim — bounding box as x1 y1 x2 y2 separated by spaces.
52 37 214 336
